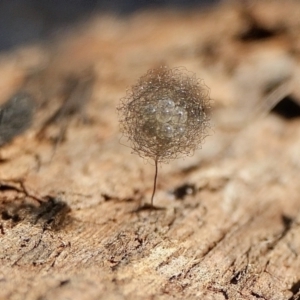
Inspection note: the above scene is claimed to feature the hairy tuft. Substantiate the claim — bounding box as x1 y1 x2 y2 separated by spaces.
117 66 211 163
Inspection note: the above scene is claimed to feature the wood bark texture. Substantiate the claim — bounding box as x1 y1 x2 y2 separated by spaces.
1 1 300 299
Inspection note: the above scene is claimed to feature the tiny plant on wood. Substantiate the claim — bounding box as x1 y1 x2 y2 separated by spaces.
117 66 211 206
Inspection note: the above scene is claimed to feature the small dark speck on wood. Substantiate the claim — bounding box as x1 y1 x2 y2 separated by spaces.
172 183 196 200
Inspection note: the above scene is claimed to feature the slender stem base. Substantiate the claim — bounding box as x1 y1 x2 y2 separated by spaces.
150 159 158 206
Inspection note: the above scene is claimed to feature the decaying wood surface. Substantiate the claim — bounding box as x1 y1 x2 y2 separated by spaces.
1 1 300 299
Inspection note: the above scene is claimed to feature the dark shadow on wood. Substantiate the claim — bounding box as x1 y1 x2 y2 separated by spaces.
0 195 71 231
130 203 166 213
271 96 300 119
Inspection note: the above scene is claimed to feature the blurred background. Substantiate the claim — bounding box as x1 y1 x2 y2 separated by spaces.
1 0 300 159
0 0 220 51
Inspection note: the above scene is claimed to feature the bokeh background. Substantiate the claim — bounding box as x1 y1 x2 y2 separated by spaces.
0 0 219 51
